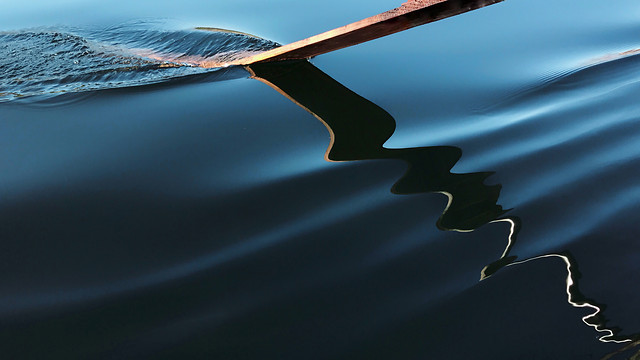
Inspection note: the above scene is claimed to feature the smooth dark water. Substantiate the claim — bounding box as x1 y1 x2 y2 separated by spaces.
1 0 640 359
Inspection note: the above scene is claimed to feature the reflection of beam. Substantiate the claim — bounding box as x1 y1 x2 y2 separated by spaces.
482 219 640 344
483 223 635 344
480 217 519 280
235 0 503 65
247 59 505 232
513 254 630 343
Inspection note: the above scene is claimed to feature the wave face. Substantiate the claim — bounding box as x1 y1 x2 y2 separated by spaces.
0 23 279 102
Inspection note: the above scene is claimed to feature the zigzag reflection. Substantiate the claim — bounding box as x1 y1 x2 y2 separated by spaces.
247 59 505 232
246 59 639 354
522 253 627 343
483 218 635 344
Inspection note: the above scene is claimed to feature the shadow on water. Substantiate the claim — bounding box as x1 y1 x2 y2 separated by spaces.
246 59 640 358
247 59 505 233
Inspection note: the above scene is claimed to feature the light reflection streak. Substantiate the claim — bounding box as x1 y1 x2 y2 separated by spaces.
479 217 519 280
514 254 628 344
601 339 640 360
482 217 639 346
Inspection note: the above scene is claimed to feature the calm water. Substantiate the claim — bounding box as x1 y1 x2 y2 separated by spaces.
1 0 640 359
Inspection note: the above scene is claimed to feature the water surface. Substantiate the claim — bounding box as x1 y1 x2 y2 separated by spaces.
1 0 640 359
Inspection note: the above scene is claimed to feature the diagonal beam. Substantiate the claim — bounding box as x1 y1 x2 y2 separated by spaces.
236 0 503 65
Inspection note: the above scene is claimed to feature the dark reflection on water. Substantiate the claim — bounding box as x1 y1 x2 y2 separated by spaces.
247 59 640 356
248 60 505 232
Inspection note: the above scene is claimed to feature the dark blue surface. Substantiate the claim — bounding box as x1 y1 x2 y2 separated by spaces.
1 0 640 358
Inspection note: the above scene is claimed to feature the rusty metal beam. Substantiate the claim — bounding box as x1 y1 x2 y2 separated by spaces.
236 0 503 65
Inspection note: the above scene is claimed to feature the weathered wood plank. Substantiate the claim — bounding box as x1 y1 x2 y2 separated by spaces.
236 0 503 65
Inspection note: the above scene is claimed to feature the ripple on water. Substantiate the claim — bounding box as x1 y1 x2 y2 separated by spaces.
0 22 280 102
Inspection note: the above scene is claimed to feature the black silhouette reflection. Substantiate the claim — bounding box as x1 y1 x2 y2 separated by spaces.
247 59 505 232
246 59 640 355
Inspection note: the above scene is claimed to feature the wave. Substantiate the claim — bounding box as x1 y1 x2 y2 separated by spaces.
0 22 279 102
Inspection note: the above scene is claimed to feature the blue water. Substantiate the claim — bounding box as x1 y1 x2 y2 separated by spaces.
1 0 640 359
